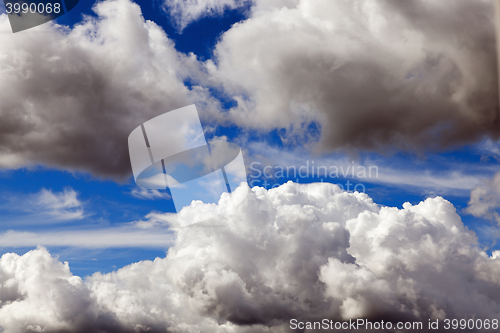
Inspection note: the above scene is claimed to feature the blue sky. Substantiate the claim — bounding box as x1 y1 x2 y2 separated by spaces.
0 0 499 278
4 1 500 332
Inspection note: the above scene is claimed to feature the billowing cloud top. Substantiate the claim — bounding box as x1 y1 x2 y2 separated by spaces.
0 0 498 179
2 182 500 332
207 0 499 151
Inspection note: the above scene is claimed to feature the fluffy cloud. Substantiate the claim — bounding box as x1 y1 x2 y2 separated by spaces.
33 188 84 220
208 0 499 151
2 182 500 332
0 0 210 180
0 248 97 333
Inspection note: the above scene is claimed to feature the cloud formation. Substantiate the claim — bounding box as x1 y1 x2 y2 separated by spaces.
33 188 84 220
0 0 209 180
130 187 171 200
0 187 85 223
2 182 500 332
246 141 495 196
208 0 499 151
0 228 174 248
1 0 498 180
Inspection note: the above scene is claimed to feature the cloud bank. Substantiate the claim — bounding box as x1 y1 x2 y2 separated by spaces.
0 0 499 179
2 182 500 332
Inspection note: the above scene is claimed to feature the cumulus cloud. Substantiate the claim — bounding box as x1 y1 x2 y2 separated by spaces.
246 141 494 195
0 0 212 180
467 171 500 224
2 182 500 332
208 0 499 152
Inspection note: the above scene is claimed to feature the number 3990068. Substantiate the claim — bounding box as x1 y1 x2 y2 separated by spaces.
6 2 61 14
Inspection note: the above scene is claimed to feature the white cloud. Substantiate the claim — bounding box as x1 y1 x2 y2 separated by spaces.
467 172 500 224
2 182 500 332
130 187 171 200
477 139 500 159
373 168 482 192
0 247 96 333
0 188 86 225
130 211 176 229
33 188 84 220
0 228 174 248
246 141 495 195
162 0 250 31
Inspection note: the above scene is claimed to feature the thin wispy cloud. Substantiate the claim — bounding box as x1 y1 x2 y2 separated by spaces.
467 172 500 224
129 187 171 200
130 211 176 229
0 188 86 225
163 0 249 30
477 139 500 159
247 142 498 195
33 188 84 221
0 228 174 248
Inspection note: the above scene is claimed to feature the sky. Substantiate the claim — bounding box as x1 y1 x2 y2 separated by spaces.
1 0 500 332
